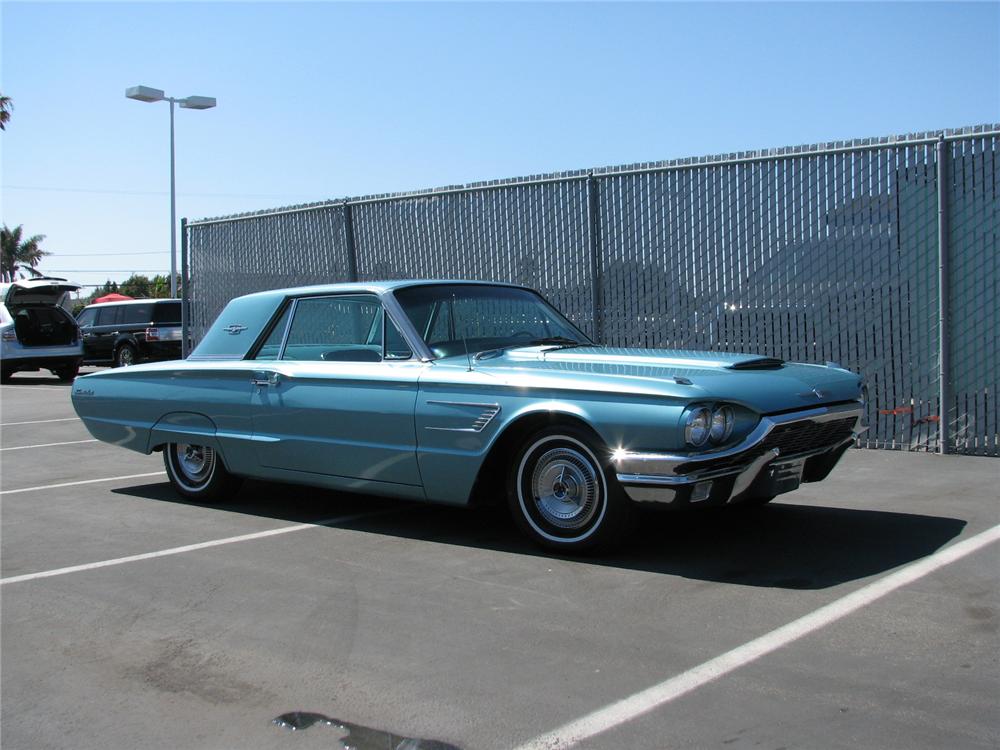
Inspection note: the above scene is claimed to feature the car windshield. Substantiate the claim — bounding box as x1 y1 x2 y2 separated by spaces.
393 284 591 359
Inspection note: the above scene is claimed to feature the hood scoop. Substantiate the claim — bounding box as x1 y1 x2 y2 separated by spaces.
727 357 785 370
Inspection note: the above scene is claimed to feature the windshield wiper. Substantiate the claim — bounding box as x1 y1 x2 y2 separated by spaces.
530 336 589 351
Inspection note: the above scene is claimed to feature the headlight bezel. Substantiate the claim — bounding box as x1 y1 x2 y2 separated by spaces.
684 403 738 448
709 405 735 444
684 406 713 447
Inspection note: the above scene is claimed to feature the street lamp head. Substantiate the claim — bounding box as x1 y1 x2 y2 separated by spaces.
179 96 217 110
125 85 165 103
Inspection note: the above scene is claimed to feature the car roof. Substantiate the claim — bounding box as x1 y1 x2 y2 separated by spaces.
83 298 180 308
235 279 530 302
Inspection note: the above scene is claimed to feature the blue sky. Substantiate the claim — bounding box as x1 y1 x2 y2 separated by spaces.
2 1 998 292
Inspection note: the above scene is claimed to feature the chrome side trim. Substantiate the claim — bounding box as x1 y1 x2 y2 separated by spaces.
613 402 864 477
424 401 501 433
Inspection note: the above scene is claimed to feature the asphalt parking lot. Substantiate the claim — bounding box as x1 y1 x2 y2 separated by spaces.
1 370 998 750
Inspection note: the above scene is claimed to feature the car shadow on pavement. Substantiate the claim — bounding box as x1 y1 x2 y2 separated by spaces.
113 479 967 591
2 374 75 386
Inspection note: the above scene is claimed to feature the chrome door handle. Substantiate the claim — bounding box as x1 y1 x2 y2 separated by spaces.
251 370 281 386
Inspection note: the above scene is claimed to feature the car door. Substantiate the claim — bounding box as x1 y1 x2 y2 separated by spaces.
89 305 122 362
75 307 98 359
248 293 425 486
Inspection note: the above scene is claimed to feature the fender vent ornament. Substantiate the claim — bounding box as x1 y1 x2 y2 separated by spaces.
223 324 247 335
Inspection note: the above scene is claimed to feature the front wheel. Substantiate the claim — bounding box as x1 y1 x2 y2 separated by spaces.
163 442 242 501
507 426 634 552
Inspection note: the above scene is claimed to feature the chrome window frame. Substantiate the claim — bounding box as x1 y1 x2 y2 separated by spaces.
254 292 418 363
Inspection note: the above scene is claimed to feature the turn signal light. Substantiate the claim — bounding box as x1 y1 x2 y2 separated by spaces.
145 327 160 341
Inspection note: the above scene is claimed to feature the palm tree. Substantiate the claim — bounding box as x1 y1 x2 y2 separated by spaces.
1 225 49 282
0 93 12 131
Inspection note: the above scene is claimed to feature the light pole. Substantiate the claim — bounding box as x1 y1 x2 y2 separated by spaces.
126 85 216 298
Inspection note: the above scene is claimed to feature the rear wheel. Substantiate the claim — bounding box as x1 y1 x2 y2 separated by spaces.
115 343 137 368
53 363 80 382
163 442 242 501
507 425 634 552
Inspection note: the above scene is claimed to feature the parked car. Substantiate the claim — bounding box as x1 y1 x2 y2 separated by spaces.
1 277 83 383
71 281 866 551
76 298 182 367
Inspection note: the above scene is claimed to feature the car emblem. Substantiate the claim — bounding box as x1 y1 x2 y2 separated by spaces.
798 388 827 400
223 324 247 335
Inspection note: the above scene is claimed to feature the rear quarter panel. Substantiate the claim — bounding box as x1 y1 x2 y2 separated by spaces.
71 361 260 472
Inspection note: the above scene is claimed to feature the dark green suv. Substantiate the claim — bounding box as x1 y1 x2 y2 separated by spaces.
77 299 182 368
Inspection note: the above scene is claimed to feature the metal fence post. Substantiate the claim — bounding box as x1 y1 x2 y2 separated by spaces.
936 136 951 454
586 174 603 343
343 201 359 282
180 217 190 358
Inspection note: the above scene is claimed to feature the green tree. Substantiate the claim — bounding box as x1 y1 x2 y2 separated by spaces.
0 93 12 131
1 224 49 281
119 274 152 298
116 274 177 299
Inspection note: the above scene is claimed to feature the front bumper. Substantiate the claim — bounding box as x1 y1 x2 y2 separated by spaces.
613 402 866 507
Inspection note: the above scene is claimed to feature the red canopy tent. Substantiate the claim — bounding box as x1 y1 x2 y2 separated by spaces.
93 293 133 304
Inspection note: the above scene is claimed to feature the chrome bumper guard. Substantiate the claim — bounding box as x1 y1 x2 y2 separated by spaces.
614 402 866 506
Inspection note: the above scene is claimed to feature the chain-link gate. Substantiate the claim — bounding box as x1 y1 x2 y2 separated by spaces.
184 124 998 456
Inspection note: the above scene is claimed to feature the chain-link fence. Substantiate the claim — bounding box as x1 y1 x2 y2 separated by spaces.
184 124 998 456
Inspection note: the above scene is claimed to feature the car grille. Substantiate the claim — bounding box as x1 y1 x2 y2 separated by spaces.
675 416 857 475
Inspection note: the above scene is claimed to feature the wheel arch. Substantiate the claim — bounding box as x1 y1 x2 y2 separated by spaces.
468 406 608 507
147 412 231 468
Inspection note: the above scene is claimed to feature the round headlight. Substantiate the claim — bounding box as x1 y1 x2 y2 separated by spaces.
710 405 734 443
685 407 712 447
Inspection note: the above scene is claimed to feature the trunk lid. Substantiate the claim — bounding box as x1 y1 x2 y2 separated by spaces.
3 278 82 308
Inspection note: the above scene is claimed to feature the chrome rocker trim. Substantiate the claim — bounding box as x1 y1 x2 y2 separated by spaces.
613 402 866 506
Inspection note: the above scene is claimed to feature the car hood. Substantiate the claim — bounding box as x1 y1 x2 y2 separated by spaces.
464 346 862 414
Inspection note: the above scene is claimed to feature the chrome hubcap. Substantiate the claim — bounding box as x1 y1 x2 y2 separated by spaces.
531 447 599 529
175 444 214 484
118 348 134 366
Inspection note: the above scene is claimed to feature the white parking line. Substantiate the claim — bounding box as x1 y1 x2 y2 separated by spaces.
0 471 166 495
513 523 1000 750
0 509 395 586
0 384 69 391
0 417 79 426
1 439 98 452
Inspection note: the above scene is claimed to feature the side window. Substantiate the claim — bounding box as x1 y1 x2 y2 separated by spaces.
95 306 122 326
384 315 413 360
281 295 383 362
253 303 293 361
152 302 181 324
76 308 97 327
121 304 153 325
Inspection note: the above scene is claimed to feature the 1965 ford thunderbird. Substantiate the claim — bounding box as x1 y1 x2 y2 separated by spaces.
72 281 866 551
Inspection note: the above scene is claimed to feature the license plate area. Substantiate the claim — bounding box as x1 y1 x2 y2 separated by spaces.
766 458 806 494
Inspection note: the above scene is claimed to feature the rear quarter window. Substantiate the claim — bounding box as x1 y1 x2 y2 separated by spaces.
152 302 181 324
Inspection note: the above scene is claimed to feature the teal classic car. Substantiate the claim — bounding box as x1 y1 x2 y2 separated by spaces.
71 281 866 551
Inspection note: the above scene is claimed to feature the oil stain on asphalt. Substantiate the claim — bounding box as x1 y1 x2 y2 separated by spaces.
272 711 462 749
